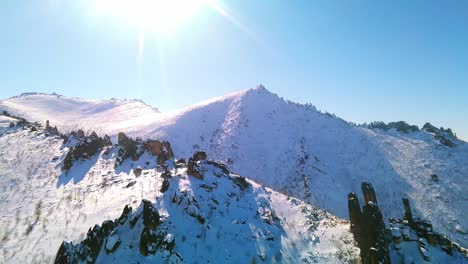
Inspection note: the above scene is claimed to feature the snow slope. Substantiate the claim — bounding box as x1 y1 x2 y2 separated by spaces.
0 126 359 263
1 87 467 247
0 93 161 134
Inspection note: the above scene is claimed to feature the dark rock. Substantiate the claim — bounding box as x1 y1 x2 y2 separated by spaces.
61 131 112 170
192 151 207 161
348 182 390 264
144 140 174 165
62 148 74 171
187 158 203 179
348 192 362 234
361 181 377 204
118 132 138 160
117 205 132 224
133 166 143 177
142 199 160 229
231 176 250 191
54 241 73 264
160 178 170 193
77 129 85 138
206 160 230 175
402 197 413 225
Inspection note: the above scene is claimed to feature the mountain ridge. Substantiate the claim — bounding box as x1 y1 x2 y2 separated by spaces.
1 87 467 247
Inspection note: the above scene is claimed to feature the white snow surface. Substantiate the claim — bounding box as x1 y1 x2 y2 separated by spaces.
0 128 359 263
0 93 160 134
1 87 467 248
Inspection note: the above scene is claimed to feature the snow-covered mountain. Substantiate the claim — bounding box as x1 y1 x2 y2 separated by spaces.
1 87 467 263
0 124 359 263
0 92 161 134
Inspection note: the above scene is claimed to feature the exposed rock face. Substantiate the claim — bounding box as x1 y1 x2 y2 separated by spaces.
54 200 178 263
117 132 138 160
422 122 457 147
44 120 59 135
114 133 175 168
349 183 468 263
361 181 377 205
347 193 361 234
142 199 160 229
145 140 174 165
54 220 117 263
160 178 170 193
187 151 208 179
193 151 207 161
61 131 112 171
389 198 468 261
348 182 390 264
402 197 413 225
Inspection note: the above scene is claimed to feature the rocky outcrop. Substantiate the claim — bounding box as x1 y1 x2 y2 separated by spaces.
54 200 178 263
145 140 174 165
117 132 138 160
114 132 174 168
389 198 468 261
348 182 390 264
187 151 207 179
44 120 60 135
61 131 112 171
422 122 457 147
348 183 468 263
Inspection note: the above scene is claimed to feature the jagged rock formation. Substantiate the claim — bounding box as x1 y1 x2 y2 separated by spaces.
367 121 419 133
115 132 174 168
388 198 468 262
145 140 174 165
348 182 468 263
187 151 207 179
422 122 457 147
52 151 359 263
0 110 44 132
61 130 112 170
54 200 177 264
348 182 390 264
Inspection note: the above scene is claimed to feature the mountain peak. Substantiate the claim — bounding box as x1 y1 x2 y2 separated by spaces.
243 84 277 97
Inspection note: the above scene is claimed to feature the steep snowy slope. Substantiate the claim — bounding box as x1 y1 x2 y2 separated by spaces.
1 87 467 247
0 125 359 263
135 87 468 247
0 93 161 134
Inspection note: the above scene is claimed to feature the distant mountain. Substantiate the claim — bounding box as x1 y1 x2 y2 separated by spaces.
0 93 160 134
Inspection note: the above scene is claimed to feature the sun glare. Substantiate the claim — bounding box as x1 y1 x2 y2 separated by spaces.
95 0 208 34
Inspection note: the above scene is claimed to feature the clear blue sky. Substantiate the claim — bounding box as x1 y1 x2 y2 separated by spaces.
1 1 467 140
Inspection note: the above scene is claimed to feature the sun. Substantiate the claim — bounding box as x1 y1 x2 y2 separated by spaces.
95 0 210 34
